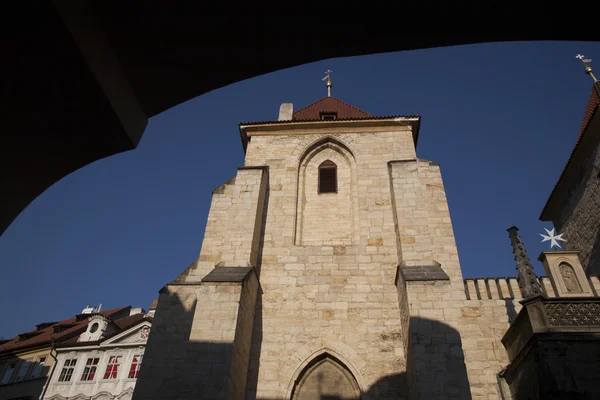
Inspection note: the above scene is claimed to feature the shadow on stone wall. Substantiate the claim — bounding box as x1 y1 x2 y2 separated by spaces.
587 228 600 276
403 316 472 400
133 291 234 399
245 291 263 399
135 288 473 400
246 171 268 398
504 298 518 324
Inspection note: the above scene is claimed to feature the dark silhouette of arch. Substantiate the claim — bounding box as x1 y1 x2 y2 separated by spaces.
5 6 593 236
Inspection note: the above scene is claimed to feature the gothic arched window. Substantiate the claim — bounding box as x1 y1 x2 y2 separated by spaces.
318 160 337 193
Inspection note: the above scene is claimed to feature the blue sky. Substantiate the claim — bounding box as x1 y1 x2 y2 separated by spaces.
1 41 599 337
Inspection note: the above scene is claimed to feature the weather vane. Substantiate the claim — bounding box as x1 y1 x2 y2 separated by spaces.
576 54 598 83
540 227 567 249
322 69 333 97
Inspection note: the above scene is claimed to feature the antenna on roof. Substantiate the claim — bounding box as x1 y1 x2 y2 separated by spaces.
322 69 333 97
576 54 598 83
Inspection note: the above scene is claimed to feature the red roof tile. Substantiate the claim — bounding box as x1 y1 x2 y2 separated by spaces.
0 307 130 355
540 82 600 220
577 83 600 143
57 313 152 347
292 97 372 120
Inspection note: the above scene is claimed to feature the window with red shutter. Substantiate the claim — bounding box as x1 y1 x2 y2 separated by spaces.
128 355 143 379
103 356 121 379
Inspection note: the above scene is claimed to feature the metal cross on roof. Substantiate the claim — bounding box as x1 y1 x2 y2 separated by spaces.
576 54 598 83
322 69 333 97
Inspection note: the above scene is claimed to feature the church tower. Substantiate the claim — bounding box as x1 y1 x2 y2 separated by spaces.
133 79 517 399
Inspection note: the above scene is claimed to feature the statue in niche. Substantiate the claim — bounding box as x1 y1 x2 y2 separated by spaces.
559 263 582 292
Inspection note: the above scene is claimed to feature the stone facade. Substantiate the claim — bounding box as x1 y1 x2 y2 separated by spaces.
134 97 600 400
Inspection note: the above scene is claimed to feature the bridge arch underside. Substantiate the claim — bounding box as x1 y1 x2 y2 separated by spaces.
2 2 595 235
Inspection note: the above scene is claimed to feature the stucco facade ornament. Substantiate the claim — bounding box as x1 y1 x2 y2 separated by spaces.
139 327 149 340
538 251 594 297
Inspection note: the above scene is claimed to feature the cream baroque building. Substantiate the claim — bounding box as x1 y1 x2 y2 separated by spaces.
43 309 152 400
132 93 600 400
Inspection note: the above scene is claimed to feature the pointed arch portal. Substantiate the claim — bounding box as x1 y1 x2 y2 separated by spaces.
291 353 362 400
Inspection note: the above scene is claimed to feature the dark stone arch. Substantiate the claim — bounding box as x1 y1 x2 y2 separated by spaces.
291 353 362 400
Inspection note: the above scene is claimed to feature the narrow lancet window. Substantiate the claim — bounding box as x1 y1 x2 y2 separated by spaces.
318 160 337 193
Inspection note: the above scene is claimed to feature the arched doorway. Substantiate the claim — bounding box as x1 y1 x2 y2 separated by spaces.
291 353 362 400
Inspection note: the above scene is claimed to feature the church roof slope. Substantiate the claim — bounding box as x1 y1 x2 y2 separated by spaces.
292 96 373 120
540 82 600 220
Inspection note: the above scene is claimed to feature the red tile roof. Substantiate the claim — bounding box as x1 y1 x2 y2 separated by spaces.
57 313 152 347
292 97 372 120
577 83 600 143
0 307 129 355
540 82 600 220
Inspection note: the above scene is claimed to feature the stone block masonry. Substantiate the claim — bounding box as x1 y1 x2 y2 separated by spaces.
135 116 596 399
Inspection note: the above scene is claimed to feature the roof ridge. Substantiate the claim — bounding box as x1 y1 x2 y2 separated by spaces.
328 97 373 116
239 114 420 126
291 97 328 116
540 82 600 220
292 96 372 118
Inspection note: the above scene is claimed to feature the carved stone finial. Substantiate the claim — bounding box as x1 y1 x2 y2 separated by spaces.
507 226 545 299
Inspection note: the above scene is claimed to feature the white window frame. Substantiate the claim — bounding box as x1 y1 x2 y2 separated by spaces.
57 359 77 382
80 357 99 381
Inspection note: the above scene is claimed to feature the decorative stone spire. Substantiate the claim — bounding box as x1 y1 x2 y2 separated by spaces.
507 226 545 298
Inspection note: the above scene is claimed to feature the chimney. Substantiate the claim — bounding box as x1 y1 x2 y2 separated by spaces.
148 298 158 318
278 103 293 121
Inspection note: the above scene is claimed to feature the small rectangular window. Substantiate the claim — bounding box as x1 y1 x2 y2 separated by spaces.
58 359 77 382
80 358 99 381
30 357 46 379
15 360 31 382
128 355 143 379
1 362 16 384
103 356 122 380
320 112 338 121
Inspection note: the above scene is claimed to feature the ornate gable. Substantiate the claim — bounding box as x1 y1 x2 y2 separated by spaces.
101 321 151 346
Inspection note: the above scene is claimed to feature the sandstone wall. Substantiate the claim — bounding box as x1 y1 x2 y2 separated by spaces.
245 131 415 399
298 146 354 246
